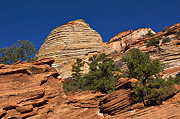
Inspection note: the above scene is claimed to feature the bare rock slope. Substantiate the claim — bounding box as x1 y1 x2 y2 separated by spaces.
105 28 155 52
0 58 63 118
37 19 112 78
0 58 106 119
1 59 180 119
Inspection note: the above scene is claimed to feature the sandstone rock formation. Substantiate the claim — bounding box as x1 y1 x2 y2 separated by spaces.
105 28 155 52
109 30 133 42
37 19 112 78
0 58 105 119
1 58 180 119
108 103 180 119
126 22 180 77
99 78 139 115
0 57 63 119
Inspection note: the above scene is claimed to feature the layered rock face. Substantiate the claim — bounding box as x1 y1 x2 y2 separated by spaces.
37 19 111 78
99 78 140 115
109 30 133 42
0 58 64 119
127 22 180 77
0 58 106 119
1 59 180 118
106 28 155 52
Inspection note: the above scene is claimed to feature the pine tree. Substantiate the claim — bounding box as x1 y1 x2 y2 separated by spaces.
0 40 37 64
147 36 162 51
122 48 176 105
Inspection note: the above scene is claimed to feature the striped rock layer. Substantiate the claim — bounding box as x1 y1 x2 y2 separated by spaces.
106 28 155 52
37 19 111 78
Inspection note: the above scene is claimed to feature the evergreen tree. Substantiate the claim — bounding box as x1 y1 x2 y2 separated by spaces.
84 53 118 94
63 58 85 93
122 48 163 86
147 36 162 51
0 40 37 64
63 53 120 94
122 48 176 105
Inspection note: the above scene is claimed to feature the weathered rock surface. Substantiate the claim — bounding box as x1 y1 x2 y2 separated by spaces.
52 90 106 119
99 78 139 115
37 19 112 78
66 91 106 108
105 28 155 52
0 58 65 119
109 30 133 42
108 103 180 119
127 22 180 76
1 59 180 119
0 59 107 119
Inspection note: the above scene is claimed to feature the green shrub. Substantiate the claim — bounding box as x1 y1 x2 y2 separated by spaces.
0 40 37 64
132 76 176 105
122 48 163 85
146 30 154 37
177 29 180 39
162 37 171 44
122 48 176 105
162 26 172 34
146 36 162 51
63 58 85 93
63 53 121 94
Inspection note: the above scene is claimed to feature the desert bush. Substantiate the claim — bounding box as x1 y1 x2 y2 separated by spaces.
162 26 172 33
63 58 85 93
0 40 37 64
146 30 154 37
176 29 180 39
63 53 121 94
122 48 176 105
146 36 162 51
162 37 171 44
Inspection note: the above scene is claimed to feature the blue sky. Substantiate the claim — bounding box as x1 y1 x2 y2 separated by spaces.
0 0 180 50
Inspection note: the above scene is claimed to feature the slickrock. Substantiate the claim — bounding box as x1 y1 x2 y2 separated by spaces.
66 90 106 108
0 58 65 119
99 78 139 115
37 19 112 78
108 103 180 119
106 28 155 52
51 90 106 119
0 59 106 119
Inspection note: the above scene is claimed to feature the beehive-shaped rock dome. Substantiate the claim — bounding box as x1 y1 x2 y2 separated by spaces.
37 19 111 78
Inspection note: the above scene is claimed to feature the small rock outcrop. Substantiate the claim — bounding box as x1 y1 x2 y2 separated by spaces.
108 103 180 119
37 19 112 78
99 78 140 115
106 28 155 52
109 30 133 42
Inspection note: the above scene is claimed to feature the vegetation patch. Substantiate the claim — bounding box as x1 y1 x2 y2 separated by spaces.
162 37 171 44
63 53 122 94
122 48 179 105
0 40 37 64
146 36 162 51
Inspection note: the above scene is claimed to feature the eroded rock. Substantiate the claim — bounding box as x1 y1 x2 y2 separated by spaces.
37 19 112 78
